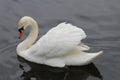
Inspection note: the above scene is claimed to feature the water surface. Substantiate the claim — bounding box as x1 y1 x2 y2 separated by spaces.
0 0 120 80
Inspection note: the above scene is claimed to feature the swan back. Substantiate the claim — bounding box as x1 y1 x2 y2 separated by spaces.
34 22 86 57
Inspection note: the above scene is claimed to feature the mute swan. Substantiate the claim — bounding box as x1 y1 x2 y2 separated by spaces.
17 16 103 67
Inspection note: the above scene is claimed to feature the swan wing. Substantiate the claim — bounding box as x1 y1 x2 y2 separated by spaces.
35 22 87 57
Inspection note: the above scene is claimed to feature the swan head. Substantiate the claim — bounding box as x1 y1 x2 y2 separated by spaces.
18 16 35 39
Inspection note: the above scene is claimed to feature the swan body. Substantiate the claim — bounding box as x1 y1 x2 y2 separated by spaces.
17 16 103 67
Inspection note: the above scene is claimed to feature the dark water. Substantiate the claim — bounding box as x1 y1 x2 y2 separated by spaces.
0 0 120 80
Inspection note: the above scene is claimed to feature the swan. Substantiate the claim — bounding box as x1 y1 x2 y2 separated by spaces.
17 16 103 67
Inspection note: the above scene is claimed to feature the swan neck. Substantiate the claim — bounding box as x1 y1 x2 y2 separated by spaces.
17 20 39 52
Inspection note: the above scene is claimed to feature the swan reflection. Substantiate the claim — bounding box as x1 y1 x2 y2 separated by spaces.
17 56 102 80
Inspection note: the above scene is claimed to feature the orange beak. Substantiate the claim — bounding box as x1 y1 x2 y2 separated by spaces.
18 28 24 39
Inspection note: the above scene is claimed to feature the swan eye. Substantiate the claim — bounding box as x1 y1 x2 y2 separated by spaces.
18 27 24 33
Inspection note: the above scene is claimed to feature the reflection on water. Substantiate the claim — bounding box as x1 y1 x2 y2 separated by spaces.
17 56 102 80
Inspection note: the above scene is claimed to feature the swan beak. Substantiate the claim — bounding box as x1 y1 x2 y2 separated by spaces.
18 28 24 39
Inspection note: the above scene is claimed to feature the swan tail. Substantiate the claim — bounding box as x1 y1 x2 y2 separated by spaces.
63 50 103 66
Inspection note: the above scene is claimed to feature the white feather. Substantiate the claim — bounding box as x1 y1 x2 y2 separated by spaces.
34 22 86 57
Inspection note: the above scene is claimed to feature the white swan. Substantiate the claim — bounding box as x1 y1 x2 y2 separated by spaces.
17 16 103 67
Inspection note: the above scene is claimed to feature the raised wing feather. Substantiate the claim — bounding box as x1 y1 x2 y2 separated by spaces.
35 22 86 57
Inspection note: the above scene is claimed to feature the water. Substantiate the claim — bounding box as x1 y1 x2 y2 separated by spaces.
0 0 120 80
